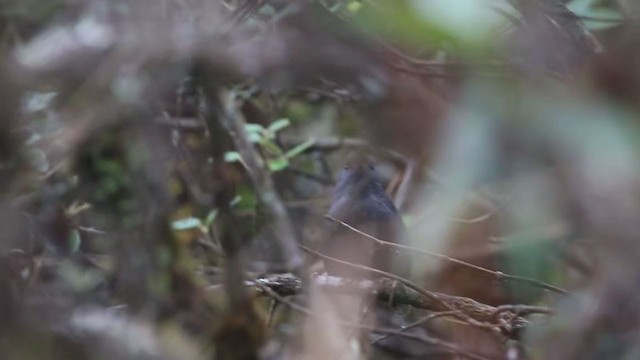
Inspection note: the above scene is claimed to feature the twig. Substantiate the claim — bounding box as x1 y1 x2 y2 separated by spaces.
393 158 414 210
278 135 409 167
300 245 500 334
492 304 554 319
156 116 204 130
371 310 459 345
266 298 279 328
74 225 107 234
255 281 492 360
325 215 569 295
376 40 508 70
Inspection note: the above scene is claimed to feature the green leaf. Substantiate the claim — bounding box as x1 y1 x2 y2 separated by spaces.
171 217 202 230
247 132 262 143
244 124 266 143
354 0 490 50
204 209 219 226
224 151 242 162
235 185 258 213
268 118 291 133
567 0 593 13
347 1 363 14
95 159 124 175
230 195 242 207
285 138 315 159
268 157 289 172
245 123 265 142
244 123 264 133
260 139 285 157
68 229 81 253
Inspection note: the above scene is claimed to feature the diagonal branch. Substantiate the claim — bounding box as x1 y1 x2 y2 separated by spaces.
219 90 303 271
325 215 569 295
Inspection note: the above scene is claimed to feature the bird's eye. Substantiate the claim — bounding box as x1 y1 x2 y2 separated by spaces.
368 164 375 170
343 165 351 170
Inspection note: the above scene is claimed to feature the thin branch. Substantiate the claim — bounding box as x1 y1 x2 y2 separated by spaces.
211 273 542 339
371 310 459 346
376 40 508 70
255 281 492 360
492 304 554 319
156 115 204 130
393 158 414 210
325 215 569 295
300 245 501 334
278 135 409 167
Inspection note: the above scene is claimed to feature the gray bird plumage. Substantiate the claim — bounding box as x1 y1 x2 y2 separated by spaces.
324 161 409 279
323 160 450 359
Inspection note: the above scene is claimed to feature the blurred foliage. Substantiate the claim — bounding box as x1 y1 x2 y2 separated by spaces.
1 0 640 359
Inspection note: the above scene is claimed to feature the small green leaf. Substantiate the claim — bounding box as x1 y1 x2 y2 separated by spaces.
244 123 264 133
268 118 291 133
260 139 285 156
224 151 242 162
247 132 262 143
68 229 81 253
171 217 202 230
230 195 242 207
204 209 219 226
347 1 363 14
245 123 265 142
355 0 459 47
285 138 315 159
95 159 124 175
268 157 289 172
235 185 258 213
567 0 593 13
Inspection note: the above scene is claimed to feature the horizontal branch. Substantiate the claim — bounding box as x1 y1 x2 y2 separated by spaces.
244 273 548 340
255 279 491 360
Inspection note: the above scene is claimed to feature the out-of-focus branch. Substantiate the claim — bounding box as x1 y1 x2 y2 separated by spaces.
197 71 267 359
220 91 303 272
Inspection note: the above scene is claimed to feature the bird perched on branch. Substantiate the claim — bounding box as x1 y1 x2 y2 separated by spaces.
322 157 450 359
323 158 409 279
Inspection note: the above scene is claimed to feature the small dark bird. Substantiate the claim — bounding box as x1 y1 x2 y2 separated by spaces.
323 159 409 280
323 158 450 359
